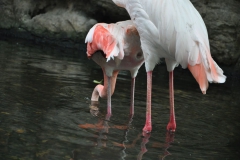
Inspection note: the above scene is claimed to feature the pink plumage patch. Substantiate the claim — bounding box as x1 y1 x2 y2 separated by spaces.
188 63 208 94
87 25 117 59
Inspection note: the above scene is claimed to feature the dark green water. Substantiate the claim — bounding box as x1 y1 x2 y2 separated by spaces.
0 39 239 160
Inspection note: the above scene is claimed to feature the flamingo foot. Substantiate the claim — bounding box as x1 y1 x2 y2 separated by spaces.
105 113 112 121
166 121 176 133
142 130 151 138
143 124 152 133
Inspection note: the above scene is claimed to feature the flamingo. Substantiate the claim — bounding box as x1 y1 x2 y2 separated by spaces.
112 0 226 132
85 20 144 119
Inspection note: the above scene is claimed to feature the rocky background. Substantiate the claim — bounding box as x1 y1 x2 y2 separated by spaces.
0 0 239 66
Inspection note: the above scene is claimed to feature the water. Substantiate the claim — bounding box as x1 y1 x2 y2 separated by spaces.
0 38 239 160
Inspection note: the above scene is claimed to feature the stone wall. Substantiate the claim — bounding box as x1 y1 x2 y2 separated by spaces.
0 0 239 65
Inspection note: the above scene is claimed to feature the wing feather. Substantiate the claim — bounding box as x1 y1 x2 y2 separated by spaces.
85 22 131 61
113 0 226 83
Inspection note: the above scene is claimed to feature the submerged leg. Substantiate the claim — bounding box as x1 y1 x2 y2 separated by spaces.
167 71 176 132
143 71 152 133
107 76 112 118
130 78 135 117
90 69 119 118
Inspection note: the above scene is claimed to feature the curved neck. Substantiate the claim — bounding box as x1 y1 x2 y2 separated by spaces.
91 69 119 101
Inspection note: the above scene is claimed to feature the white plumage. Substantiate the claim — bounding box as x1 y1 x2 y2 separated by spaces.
113 0 226 83
112 0 226 132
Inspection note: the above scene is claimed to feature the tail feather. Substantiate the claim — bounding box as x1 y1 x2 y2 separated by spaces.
188 63 208 94
206 52 226 83
188 50 226 94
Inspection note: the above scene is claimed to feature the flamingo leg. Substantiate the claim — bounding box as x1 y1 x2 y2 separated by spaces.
107 76 112 118
130 78 135 116
143 71 152 133
167 71 176 132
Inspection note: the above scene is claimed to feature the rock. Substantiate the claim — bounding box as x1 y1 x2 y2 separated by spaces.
232 57 240 103
0 0 97 45
195 0 240 65
28 9 96 40
0 0 239 65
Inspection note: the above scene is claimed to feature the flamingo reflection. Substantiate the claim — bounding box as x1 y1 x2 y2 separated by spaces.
160 132 175 160
137 132 151 160
79 104 175 159
79 104 129 147
114 131 175 160
137 131 174 160
116 114 134 160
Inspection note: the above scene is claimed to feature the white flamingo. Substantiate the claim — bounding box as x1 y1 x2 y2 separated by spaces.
112 0 226 132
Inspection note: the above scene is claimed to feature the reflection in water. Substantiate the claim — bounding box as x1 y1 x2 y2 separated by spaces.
79 115 109 148
161 132 175 160
0 39 239 159
79 104 175 160
136 132 175 160
120 114 134 160
79 104 130 148
79 105 150 160
137 132 150 160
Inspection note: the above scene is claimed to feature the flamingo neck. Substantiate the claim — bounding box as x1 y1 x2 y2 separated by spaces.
91 70 119 101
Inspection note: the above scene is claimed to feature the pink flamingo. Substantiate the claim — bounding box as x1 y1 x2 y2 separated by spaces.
85 20 144 118
112 0 226 132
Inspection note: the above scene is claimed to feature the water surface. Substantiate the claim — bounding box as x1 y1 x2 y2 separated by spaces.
0 39 239 160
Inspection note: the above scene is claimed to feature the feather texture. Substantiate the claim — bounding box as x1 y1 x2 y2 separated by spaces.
85 20 144 77
85 21 137 62
113 0 226 89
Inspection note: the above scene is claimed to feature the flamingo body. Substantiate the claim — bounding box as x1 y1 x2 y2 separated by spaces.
85 20 144 116
112 0 226 132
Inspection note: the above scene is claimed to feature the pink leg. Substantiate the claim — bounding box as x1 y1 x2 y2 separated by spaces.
107 76 112 117
130 78 135 116
167 71 176 132
143 71 152 133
